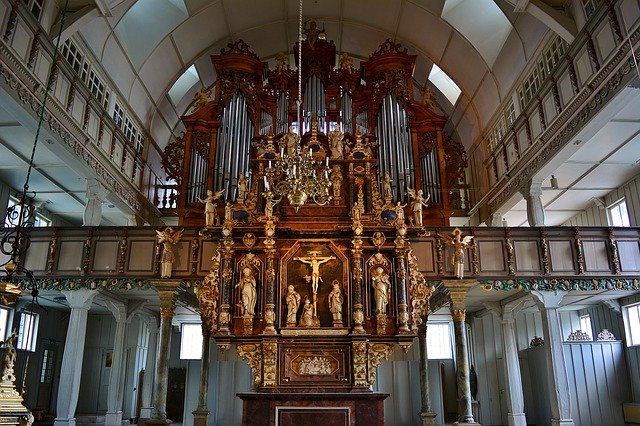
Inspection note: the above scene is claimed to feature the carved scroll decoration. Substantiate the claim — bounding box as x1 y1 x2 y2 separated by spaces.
352 341 367 387
195 253 221 335
407 246 432 330
161 133 185 185
262 341 277 387
237 343 263 386
367 342 394 385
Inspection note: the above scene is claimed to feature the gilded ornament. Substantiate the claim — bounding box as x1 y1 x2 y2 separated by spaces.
236 344 263 386
242 233 257 249
451 308 466 322
371 232 386 250
367 342 394 385
160 307 174 319
352 341 368 387
439 228 473 279
262 341 277 387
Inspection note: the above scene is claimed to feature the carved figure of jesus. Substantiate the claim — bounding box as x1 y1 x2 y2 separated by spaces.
294 251 335 295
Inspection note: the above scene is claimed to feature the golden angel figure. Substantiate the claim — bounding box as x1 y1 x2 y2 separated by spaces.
440 228 474 279
408 188 430 227
197 189 225 227
156 227 185 278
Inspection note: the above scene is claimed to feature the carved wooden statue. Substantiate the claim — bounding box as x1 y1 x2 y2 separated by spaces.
285 285 301 326
299 298 314 327
328 280 343 325
236 267 257 316
441 228 474 279
197 189 224 227
156 227 184 278
371 266 391 314
408 188 430 227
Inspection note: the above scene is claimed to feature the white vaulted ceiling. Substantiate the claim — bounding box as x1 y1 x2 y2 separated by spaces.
69 0 555 151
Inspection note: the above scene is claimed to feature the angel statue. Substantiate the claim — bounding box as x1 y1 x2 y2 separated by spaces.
197 189 225 227
156 227 185 278
440 228 474 279
408 188 430 227
191 87 211 113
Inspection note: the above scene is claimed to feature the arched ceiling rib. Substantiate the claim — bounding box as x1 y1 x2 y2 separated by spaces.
70 0 563 150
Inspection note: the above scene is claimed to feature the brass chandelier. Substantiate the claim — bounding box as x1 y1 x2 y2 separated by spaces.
262 0 332 211
263 142 332 211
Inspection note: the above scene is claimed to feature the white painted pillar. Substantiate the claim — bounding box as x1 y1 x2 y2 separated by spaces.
520 178 545 226
139 317 158 419
530 290 574 426
54 289 98 426
501 304 528 426
104 300 127 425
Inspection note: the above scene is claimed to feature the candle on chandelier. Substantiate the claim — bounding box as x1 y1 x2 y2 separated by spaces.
325 156 329 166
264 176 269 190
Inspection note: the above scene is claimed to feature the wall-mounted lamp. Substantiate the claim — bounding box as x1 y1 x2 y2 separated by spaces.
550 175 559 189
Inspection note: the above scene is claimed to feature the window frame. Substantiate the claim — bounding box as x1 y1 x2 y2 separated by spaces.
179 323 203 360
16 311 39 352
579 314 593 340
0 306 13 342
607 198 631 227
425 321 454 360
623 302 640 347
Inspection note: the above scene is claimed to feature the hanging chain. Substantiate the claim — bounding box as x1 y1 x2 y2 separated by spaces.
297 0 303 136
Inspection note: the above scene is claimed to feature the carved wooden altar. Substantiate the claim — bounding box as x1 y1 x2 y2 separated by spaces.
161 24 460 425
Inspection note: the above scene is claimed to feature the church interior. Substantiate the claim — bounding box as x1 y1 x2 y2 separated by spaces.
0 1 640 425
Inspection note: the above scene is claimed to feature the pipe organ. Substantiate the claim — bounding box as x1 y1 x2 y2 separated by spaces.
160 24 469 425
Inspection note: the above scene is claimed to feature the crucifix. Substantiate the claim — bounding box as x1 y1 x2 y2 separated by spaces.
294 250 335 320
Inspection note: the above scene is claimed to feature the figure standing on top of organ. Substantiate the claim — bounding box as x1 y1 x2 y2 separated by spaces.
395 202 407 226
371 266 391 314
279 125 298 157
329 123 344 159
339 52 354 73
408 188 430 227
237 174 249 202
275 51 289 72
191 87 211 113
264 197 274 219
237 267 257 316
197 189 224 227
225 202 233 223
382 171 393 202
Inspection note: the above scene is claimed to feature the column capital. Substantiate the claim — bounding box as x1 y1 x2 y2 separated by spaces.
529 290 567 309
61 289 98 309
442 279 477 311
451 308 466 322
520 177 544 198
